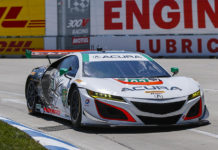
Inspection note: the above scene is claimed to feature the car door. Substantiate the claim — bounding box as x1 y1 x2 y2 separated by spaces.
41 58 64 106
58 56 79 113
41 55 79 110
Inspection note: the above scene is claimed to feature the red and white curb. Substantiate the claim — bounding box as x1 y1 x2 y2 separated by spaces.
0 116 80 150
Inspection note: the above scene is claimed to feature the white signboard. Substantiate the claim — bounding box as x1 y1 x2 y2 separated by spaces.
90 35 218 57
91 0 218 35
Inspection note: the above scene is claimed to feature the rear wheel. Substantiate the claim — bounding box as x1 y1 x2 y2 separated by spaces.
26 80 38 114
69 88 82 129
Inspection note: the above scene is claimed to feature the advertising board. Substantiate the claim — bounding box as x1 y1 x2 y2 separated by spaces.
91 0 218 35
0 0 45 36
0 38 44 55
57 0 90 49
90 35 218 57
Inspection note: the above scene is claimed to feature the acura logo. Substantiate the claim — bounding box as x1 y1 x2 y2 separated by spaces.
154 94 163 99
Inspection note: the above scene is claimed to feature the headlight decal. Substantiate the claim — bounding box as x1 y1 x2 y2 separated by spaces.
188 90 200 101
87 89 126 102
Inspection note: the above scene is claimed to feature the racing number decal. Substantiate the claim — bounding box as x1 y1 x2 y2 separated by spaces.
115 78 163 85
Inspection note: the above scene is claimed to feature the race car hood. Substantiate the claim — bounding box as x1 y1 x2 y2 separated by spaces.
78 77 200 99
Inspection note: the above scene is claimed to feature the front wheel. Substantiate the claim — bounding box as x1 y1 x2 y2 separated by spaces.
69 88 82 129
25 80 38 114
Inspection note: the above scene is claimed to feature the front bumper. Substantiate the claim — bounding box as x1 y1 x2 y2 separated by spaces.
79 89 209 127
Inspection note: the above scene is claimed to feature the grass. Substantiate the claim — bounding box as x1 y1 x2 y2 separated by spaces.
0 121 46 150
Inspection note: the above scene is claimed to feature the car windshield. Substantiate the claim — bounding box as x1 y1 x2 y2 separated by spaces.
83 61 170 78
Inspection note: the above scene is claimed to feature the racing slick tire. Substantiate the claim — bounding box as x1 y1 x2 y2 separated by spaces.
25 80 39 115
69 87 82 129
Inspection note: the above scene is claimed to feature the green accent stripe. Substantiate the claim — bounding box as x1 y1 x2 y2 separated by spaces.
82 54 89 62
141 54 153 61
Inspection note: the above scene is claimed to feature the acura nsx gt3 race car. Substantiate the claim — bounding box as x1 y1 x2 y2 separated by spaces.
25 50 209 128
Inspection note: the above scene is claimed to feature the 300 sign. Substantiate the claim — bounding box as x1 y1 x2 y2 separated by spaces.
67 18 89 28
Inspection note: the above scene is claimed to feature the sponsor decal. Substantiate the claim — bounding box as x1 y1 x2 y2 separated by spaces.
31 72 36 76
89 54 148 62
75 79 83 83
62 89 68 107
36 104 42 110
0 38 44 55
85 99 90 105
72 37 90 45
145 91 165 94
43 107 61 115
0 0 45 36
121 86 182 92
115 78 163 85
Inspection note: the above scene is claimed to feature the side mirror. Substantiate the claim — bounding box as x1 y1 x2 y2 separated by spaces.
171 67 179 76
60 68 68 76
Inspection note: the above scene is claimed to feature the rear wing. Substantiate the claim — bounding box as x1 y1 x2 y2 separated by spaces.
25 49 89 58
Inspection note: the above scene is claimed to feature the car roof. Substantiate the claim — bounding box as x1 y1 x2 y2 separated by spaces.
79 50 138 55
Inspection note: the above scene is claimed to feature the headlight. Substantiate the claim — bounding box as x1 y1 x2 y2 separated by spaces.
87 89 126 102
188 90 200 100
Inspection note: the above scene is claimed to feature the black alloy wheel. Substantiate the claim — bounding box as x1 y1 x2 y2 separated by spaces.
70 88 82 129
26 80 38 114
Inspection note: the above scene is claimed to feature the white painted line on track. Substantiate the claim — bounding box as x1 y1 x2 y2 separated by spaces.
0 90 24 97
1 98 26 105
204 89 218 92
189 129 218 139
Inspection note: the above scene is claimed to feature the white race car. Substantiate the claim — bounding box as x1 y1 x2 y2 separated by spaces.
25 50 209 128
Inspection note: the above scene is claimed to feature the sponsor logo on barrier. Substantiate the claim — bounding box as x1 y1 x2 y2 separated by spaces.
0 38 44 55
71 29 89 35
104 0 218 30
72 37 90 45
0 0 45 36
67 18 89 28
136 38 218 54
91 0 218 35
0 40 32 52
0 7 45 28
91 35 218 56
